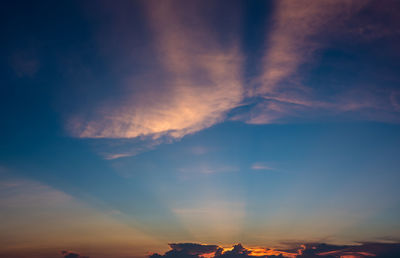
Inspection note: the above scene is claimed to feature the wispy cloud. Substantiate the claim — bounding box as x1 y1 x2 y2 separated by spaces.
241 86 400 125
70 1 244 141
251 163 274 171
179 164 239 175
65 0 400 158
190 146 209 156
254 0 367 96
243 0 400 125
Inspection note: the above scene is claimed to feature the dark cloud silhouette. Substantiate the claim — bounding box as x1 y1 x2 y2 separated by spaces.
150 242 400 258
150 243 221 258
169 243 221 255
60 250 89 258
296 243 348 257
150 243 289 258
312 242 400 258
295 242 400 258
216 244 252 258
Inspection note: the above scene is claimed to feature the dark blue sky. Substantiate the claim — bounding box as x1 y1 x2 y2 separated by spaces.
1 1 400 258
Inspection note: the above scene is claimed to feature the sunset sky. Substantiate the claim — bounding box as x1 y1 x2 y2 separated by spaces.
1 1 400 258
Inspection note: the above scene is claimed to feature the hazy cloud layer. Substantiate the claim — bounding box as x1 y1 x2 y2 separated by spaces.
0 177 162 256
172 200 245 243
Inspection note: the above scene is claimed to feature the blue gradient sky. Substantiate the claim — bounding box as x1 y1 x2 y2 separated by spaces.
1 1 400 257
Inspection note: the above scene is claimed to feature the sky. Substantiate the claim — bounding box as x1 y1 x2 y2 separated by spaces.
1 0 400 257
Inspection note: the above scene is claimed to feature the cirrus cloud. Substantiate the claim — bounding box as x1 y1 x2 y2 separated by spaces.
65 0 400 158
69 0 244 140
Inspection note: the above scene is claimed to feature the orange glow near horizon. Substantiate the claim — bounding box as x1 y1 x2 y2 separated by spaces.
318 250 375 257
220 246 297 258
248 247 297 258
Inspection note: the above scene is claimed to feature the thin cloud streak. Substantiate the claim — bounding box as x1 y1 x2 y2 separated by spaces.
242 87 400 125
179 165 239 175
251 163 274 171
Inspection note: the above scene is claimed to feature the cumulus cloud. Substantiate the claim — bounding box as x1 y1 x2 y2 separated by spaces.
149 243 220 258
149 242 400 258
149 243 292 258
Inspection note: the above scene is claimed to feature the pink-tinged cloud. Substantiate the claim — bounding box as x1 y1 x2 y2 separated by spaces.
242 0 400 125
255 0 367 96
390 91 400 112
66 0 400 155
242 89 400 125
70 1 243 140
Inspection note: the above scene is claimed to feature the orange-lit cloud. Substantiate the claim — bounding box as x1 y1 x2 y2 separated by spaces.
150 242 400 258
70 1 243 141
66 0 400 158
246 247 296 257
